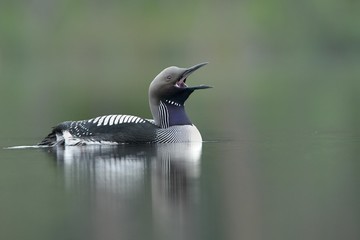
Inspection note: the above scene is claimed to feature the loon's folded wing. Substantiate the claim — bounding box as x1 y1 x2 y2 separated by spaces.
38 115 158 146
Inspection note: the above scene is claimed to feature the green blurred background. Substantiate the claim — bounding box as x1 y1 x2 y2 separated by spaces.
1 0 359 142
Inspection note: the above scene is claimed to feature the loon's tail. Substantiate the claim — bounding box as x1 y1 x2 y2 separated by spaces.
38 130 56 146
38 126 65 146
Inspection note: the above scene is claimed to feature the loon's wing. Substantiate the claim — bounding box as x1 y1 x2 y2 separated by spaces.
145 118 155 124
39 115 158 146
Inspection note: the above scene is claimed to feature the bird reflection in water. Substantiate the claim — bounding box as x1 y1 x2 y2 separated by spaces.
45 142 202 240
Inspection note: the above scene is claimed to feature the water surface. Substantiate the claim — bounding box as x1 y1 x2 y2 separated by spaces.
1 136 359 240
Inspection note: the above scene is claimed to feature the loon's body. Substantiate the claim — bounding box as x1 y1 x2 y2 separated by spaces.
39 63 210 146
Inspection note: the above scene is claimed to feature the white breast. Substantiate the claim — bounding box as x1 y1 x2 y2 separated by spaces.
155 125 203 143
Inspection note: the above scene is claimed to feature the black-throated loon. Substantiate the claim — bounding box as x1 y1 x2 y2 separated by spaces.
39 62 211 146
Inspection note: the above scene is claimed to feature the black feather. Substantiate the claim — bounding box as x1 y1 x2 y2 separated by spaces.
38 116 159 146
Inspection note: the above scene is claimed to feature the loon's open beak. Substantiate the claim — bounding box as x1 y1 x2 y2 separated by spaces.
176 62 212 90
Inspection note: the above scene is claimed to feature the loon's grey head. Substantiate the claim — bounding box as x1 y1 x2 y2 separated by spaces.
149 62 210 126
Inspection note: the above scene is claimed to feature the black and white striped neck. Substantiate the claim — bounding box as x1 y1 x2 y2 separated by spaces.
158 99 192 128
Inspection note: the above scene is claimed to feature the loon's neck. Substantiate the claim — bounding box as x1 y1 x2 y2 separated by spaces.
151 99 192 128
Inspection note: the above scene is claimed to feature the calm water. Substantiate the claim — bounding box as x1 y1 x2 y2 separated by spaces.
1 135 359 240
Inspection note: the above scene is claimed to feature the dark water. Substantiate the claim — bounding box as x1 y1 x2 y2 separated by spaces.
1 136 360 240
